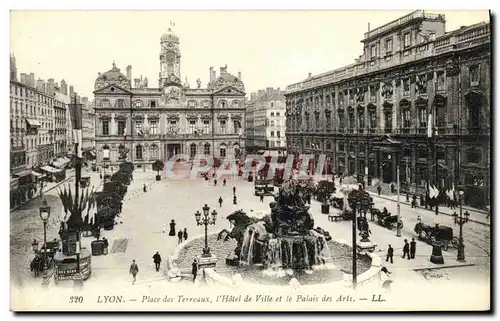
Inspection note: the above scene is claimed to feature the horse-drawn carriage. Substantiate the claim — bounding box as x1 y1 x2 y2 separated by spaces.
376 209 403 230
30 240 60 277
254 179 274 196
414 222 459 251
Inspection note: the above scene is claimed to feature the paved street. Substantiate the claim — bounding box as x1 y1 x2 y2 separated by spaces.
10 168 490 292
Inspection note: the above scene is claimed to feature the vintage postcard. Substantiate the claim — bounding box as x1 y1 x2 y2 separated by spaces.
9 9 491 312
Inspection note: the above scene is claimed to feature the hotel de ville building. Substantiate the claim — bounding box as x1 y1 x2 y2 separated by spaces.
93 27 246 168
284 11 490 208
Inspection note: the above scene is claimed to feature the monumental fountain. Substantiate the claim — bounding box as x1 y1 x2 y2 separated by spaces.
217 179 339 279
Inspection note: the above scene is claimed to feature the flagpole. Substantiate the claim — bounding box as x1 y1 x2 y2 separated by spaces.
434 127 439 219
73 93 83 287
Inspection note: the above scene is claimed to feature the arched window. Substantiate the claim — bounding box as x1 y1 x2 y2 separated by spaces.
149 144 159 160
189 143 197 158
150 100 156 108
135 145 143 159
204 143 211 155
219 100 227 108
219 144 227 158
116 99 125 108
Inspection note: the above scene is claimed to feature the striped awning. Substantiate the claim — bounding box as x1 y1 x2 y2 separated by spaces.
26 119 41 127
52 157 71 168
41 166 62 173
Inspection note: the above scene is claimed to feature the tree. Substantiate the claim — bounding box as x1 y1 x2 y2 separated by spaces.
152 159 165 176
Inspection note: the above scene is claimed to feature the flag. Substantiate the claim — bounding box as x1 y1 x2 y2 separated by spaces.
69 102 83 158
427 113 433 138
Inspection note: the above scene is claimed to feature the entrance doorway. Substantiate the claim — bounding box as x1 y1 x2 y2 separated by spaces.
167 144 181 159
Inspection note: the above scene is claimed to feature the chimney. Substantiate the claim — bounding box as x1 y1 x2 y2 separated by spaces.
60 79 68 95
47 79 55 95
134 78 141 88
29 73 35 87
126 65 132 81
308 72 312 78
36 78 45 93
20 73 27 85
238 71 242 80
266 87 273 96
258 90 265 98
10 55 17 81
250 93 257 101
209 67 216 84
69 85 74 97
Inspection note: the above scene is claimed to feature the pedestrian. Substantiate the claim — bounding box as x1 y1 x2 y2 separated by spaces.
452 211 458 225
223 178 227 186
162 224 166 234
192 258 198 283
377 185 382 196
417 215 422 223
402 239 410 260
410 238 416 259
143 184 147 193
233 186 236 194
152 251 162 271
129 259 139 284
177 230 183 244
464 211 470 223
386 245 394 263
102 237 108 255
233 195 237 205
259 193 264 202
214 179 218 186
169 219 176 236
183 228 188 241
406 192 409 203
100 173 103 180
119 202 123 213
219 196 223 207
390 182 395 193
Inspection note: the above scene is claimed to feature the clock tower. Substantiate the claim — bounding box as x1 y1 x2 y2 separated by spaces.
159 27 181 87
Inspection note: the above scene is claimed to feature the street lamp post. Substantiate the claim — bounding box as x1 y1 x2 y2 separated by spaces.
39 199 51 270
457 188 467 262
352 199 359 290
195 204 217 257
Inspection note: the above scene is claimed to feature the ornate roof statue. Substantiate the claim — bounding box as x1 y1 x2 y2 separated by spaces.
94 61 131 90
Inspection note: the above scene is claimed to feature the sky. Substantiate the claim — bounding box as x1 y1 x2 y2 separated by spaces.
10 10 490 99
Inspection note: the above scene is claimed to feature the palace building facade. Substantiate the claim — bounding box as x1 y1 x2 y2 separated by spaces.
93 28 246 167
284 11 490 208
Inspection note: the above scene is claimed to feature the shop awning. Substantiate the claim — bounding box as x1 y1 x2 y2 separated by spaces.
26 119 41 127
13 169 32 177
41 166 62 173
10 178 19 189
52 157 71 168
31 171 45 178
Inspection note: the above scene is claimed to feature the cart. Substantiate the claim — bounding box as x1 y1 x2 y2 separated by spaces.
414 222 459 251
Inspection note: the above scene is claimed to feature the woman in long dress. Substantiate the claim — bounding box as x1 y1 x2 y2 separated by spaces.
169 219 176 236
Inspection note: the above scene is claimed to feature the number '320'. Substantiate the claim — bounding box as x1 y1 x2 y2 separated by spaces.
69 296 83 303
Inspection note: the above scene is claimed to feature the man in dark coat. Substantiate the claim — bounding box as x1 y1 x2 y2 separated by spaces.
402 239 410 260
233 195 237 205
410 238 416 259
233 186 236 194
223 179 227 186
102 237 109 255
192 258 198 283
218 196 223 207
152 251 162 271
377 185 382 196
143 184 147 193
386 245 394 263
259 193 264 202
129 259 139 284
177 230 183 244
214 179 218 186
183 228 188 241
